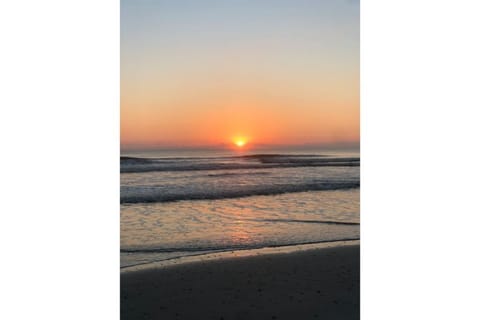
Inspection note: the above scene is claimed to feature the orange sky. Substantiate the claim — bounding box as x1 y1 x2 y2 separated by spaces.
121 0 359 149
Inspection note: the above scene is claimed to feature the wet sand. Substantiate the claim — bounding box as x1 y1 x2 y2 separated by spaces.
121 243 359 320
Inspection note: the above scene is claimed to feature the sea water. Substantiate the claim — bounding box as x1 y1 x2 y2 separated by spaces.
120 148 359 269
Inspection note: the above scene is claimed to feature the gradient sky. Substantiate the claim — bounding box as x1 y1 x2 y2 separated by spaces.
121 0 359 149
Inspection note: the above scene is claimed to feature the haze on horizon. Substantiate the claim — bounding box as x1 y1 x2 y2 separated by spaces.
121 0 359 150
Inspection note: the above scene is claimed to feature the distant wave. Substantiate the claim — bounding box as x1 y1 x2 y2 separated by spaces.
121 154 360 173
120 180 360 204
205 171 271 177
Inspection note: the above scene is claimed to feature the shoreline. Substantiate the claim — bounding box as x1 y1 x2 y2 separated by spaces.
121 241 360 320
121 239 360 273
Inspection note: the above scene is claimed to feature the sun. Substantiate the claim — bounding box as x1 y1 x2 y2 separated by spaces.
234 139 247 147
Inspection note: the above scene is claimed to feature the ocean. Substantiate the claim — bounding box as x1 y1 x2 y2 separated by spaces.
120 148 360 269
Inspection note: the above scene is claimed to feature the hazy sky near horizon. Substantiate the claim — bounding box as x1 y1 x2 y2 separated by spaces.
121 0 359 148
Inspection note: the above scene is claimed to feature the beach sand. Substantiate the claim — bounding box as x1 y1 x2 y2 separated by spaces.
121 242 359 320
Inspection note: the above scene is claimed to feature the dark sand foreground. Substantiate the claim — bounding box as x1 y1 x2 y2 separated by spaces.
121 243 359 320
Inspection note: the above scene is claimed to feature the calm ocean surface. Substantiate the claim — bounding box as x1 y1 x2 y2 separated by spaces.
120 147 360 269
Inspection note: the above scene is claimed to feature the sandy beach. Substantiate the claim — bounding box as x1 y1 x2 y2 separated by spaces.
121 242 359 320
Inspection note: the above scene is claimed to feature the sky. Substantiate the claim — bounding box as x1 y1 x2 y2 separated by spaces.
121 0 359 149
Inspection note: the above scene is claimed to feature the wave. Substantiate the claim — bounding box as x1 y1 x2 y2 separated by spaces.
121 154 360 173
120 237 360 255
249 218 360 225
121 238 363 269
120 180 360 204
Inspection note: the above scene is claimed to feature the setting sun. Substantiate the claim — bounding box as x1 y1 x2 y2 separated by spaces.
234 139 247 147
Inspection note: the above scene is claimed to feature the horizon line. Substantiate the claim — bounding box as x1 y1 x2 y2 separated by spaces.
120 141 360 152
